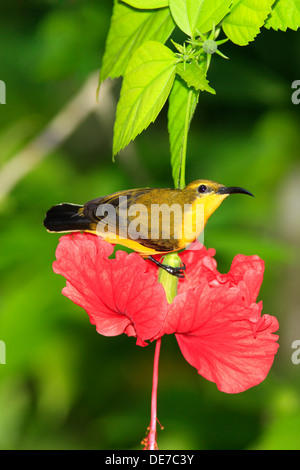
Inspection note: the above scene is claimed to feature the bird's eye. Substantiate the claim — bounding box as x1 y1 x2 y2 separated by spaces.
198 184 207 193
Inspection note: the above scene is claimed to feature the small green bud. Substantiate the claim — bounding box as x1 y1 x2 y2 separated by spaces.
203 39 217 55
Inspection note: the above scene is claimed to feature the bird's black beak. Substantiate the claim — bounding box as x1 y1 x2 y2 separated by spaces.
217 186 254 197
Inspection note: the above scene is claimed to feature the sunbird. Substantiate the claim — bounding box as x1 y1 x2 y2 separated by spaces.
44 179 253 277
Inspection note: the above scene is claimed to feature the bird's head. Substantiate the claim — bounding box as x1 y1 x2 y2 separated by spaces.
183 179 254 223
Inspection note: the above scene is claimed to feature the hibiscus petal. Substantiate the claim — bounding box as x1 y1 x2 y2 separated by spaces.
53 233 167 345
169 283 279 393
157 280 241 337
176 315 279 394
178 244 218 293
220 254 265 304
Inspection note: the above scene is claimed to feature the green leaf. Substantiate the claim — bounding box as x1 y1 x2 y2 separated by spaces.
121 0 169 8
113 41 176 156
196 0 233 34
222 0 276 45
265 0 300 31
169 0 205 36
168 78 199 188
100 2 175 81
169 0 232 36
176 61 216 94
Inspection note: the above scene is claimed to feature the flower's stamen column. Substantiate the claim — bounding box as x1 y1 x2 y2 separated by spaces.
148 337 162 450
146 253 181 450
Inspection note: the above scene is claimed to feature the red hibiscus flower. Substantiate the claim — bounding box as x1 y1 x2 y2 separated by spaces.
53 233 279 394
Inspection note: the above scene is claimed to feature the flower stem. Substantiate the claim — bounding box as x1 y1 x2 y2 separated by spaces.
179 88 193 190
148 337 161 450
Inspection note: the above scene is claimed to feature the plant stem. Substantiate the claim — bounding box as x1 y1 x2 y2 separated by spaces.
179 88 194 190
148 337 162 450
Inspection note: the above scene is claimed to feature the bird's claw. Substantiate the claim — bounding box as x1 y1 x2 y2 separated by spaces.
163 262 186 278
148 256 186 278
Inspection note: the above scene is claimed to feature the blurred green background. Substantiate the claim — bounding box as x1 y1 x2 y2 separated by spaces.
0 0 300 450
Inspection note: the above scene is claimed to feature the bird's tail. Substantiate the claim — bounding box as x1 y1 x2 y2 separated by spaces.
43 203 92 233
